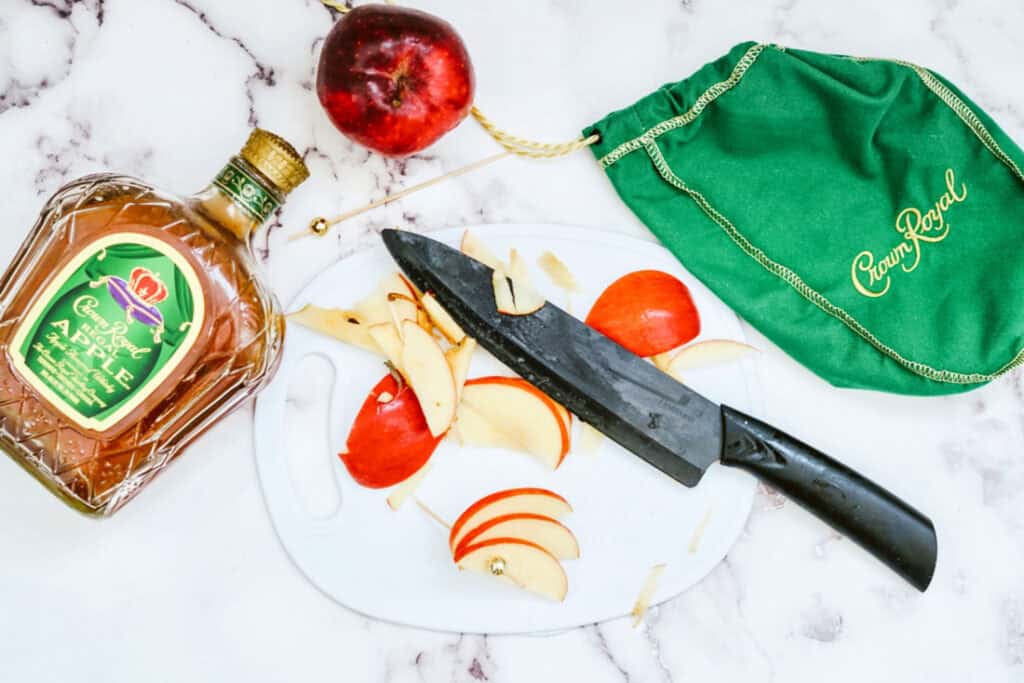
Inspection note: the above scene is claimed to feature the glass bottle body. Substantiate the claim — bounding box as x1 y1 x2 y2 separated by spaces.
0 173 284 515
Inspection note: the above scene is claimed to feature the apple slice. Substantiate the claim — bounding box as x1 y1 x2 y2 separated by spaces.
421 292 466 344
368 322 404 374
577 422 604 455
288 305 379 354
400 320 456 436
354 272 420 325
388 293 421 338
492 266 517 315
454 513 579 560
505 249 545 315
665 339 758 376
455 538 568 602
456 377 569 469
445 337 476 401
386 460 433 511
461 230 503 270
537 250 579 293
449 487 571 552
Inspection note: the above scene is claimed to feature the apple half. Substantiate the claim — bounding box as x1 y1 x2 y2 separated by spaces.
455 377 569 469
400 320 456 436
448 487 571 552
454 538 568 602
454 513 579 560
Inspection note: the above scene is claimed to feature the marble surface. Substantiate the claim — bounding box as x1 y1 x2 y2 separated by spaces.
1 0 1022 681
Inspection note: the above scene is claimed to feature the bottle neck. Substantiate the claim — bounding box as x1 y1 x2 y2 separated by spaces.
195 157 285 241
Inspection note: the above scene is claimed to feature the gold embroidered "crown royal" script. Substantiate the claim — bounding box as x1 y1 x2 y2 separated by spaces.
850 169 968 298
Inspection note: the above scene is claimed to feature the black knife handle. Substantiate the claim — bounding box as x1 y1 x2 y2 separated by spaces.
720 405 937 592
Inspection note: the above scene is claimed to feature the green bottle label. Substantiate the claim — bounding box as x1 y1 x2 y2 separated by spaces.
10 233 205 432
212 161 280 222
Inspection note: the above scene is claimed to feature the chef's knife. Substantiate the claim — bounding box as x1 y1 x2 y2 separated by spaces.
381 229 938 592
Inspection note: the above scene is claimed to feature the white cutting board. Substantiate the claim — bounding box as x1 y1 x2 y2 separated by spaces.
253 225 761 634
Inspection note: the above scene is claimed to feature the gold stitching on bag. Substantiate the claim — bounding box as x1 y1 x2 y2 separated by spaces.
598 43 767 168
645 140 1023 385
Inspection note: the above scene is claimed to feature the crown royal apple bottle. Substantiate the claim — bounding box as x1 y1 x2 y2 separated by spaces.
0 129 309 515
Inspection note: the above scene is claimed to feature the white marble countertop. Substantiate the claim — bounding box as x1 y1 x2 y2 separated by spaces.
1 1 1023 681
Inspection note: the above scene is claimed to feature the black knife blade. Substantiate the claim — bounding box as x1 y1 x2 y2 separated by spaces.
381 229 937 591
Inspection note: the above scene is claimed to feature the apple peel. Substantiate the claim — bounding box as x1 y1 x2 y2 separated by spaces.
631 563 667 627
688 507 714 554
537 251 579 293
288 305 380 354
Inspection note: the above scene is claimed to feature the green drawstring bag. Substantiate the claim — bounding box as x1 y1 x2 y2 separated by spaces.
585 42 1024 396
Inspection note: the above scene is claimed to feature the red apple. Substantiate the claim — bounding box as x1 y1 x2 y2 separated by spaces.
585 270 701 358
339 373 443 488
316 4 475 156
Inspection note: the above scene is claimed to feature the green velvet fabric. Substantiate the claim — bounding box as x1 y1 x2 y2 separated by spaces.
585 42 1024 395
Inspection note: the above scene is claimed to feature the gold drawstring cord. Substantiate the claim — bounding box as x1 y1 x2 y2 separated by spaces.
292 1 599 241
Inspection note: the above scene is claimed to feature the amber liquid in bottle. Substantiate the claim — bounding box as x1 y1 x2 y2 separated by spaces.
0 130 308 515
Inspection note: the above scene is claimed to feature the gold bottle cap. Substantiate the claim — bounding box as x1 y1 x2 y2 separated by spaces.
240 129 310 195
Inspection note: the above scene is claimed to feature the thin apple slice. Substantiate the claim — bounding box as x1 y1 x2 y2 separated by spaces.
421 292 466 344
454 513 579 560
506 249 545 315
388 293 420 339
400 320 456 436
386 460 433 511
455 538 568 602
577 422 605 456
368 323 404 374
445 337 476 402
537 251 579 292
354 272 420 325
651 352 674 372
449 487 571 552
461 230 503 270
631 563 667 626
456 377 569 469
492 266 517 315
288 305 379 354
666 339 758 376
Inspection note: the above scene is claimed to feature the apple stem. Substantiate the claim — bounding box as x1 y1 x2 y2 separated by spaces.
414 497 452 530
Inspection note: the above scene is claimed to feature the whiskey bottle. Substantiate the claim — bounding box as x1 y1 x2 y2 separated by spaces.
0 129 309 515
